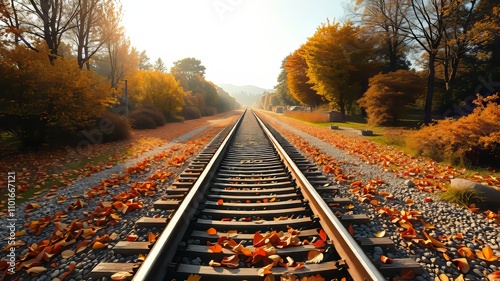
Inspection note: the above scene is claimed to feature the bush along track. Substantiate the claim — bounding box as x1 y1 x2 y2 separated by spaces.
257 111 500 281
0 115 238 281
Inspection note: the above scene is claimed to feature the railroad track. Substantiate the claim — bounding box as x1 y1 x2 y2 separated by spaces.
91 109 421 280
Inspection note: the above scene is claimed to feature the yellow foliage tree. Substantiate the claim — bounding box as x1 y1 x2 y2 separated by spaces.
0 44 116 146
285 48 322 108
127 70 186 120
358 70 424 126
303 20 377 116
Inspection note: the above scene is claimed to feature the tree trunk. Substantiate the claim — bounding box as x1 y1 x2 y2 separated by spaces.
424 53 436 125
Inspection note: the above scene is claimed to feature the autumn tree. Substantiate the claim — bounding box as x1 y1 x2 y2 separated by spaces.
358 70 425 125
127 70 186 121
285 48 322 108
303 20 377 117
0 44 115 146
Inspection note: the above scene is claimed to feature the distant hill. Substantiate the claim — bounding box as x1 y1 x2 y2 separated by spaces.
218 84 274 106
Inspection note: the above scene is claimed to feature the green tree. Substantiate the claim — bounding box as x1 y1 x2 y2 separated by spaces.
171 57 206 83
153 57 167 72
274 56 299 106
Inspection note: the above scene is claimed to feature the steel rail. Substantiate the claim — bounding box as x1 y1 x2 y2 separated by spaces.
253 110 385 281
132 109 247 281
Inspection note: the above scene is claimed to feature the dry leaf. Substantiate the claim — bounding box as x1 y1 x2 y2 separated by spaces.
60 250 75 259
380 255 393 264
207 228 217 236
374 230 385 238
111 271 133 280
306 250 324 264
208 243 222 253
92 241 107 250
476 245 499 261
452 258 470 274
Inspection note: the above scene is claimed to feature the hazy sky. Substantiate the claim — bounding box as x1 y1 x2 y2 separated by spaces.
122 0 347 89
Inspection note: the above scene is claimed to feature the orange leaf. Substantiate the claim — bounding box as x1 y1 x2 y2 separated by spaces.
207 243 222 253
452 258 470 274
374 230 385 238
457 247 475 259
476 245 499 261
313 239 325 248
148 232 156 243
221 254 240 268
217 199 223 205
60 261 76 280
319 229 327 241
380 255 393 264
186 274 202 281
207 228 217 236
348 224 354 236
92 241 107 250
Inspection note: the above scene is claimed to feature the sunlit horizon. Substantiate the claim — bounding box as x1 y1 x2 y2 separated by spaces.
121 0 346 90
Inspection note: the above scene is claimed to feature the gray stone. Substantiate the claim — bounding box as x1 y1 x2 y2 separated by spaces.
450 178 500 205
404 180 415 187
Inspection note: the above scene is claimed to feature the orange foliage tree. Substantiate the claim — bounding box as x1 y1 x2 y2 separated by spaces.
358 70 424 126
0 44 116 147
285 48 323 108
409 94 500 167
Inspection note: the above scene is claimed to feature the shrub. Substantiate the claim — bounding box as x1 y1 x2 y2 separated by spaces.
408 94 500 168
181 105 202 120
140 106 166 126
130 110 157 129
98 112 131 142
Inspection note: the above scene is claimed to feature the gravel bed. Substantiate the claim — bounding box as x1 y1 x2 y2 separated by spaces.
0 118 229 281
263 114 500 281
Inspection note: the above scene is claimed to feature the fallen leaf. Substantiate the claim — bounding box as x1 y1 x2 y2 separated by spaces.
348 224 354 236
207 228 217 236
186 274 202 281
476 245 499 261
60 250 75 259
380 255 393 264
208 243 222 253
306 250 324 264
457 247 475 259
92 241 107 250
111 271 133 280
452 258 470 274
374 230 385 238
26 266 47 274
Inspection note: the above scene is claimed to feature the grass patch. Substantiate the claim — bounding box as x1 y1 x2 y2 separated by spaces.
437 185 485 208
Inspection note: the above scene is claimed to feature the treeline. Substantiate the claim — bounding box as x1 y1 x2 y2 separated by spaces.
273 0 500 126
0 1 238 148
